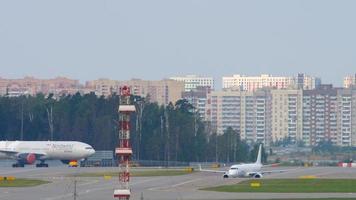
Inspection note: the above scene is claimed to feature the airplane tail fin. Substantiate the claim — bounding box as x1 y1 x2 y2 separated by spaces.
198 164 202 171
255 144 262 165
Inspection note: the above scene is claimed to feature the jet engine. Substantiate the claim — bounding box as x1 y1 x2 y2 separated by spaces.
18 153 37 165
253 173 263 178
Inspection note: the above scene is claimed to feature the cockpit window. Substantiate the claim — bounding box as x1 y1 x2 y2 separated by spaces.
230 168 238 170
85 147 93 150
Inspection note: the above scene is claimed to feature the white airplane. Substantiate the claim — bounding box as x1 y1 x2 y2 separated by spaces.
0 141 95 167
200 144 284 178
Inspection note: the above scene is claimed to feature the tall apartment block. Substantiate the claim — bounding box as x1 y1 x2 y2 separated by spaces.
222 74 320 91
86 78 119 96
352 87 356 146
344 74 356 88
182 86 211 119
270 89 303 144
86 78 184 105
170 75 214 92
205 85 356 147
0 76 81 97
296 73 321 90
337 88 353 146
222 74 295 91
205 89 271 145
302 85 338 146
271 85 355 147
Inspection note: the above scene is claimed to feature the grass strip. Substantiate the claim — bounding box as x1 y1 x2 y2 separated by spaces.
0 179 50 187
234 199 356 200
202 179 356 193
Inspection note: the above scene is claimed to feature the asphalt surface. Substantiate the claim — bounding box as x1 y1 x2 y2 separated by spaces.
0 166 356 200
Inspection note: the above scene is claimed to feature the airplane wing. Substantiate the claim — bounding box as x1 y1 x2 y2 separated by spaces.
0 150 46 159
246 169 287 177
0 149 18 155
261 169 287 174
263 163 280 167
198 164 226 173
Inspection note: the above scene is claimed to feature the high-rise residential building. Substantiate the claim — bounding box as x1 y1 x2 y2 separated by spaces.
270 89 303 144
296 73 321 90
86 78 119 97
302 85 339 146
120 79 184 106
254 90 272 145
182 86 211 119
344 74 356 88
205 88 271 145
222 74 295 91
170 75 214 92
223 74 321 92
86 78 184 105
351 87 356 147
0 76 81 97
336 87 356 146
202 80 356 147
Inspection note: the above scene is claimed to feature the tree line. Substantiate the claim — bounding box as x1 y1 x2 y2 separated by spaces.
0 93 266 163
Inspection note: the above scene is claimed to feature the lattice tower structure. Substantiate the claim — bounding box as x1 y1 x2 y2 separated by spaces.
114 86 136 200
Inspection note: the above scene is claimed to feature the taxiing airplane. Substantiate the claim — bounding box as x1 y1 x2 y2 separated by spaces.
0 141 95 167
200 144 284 178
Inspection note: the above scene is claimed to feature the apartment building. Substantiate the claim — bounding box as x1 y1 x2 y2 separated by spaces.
222 74 295 91
344 74 356 88
254 90 272 145
87 78 184 105
86 78 118 96
270 89 303 143
182 86 211 119
302 85 338 146
223 74 321 92
337 88 356 146
205 88 271 145
352 87 356 146
170 75 214 92
0 76 81 97
204 84 356 147
296 73 321 90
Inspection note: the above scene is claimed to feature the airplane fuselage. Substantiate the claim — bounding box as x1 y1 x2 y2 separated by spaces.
0 141 95 161
224 163 263 178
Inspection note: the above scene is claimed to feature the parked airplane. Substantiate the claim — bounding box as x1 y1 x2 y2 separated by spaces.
200 144 284 178
0 141 95 167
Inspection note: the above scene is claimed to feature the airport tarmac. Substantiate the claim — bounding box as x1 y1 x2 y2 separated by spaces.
0 166 356 200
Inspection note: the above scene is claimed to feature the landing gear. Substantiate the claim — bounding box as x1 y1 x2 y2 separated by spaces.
12 163 25 168
36 161 48 168
36 163 48 167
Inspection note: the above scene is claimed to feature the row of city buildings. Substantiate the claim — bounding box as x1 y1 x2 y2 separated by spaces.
0 76 184 105
1 74 356 147
204 85 356 147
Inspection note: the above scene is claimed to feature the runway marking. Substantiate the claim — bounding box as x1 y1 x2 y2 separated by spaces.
148 178 202 191
77 179 99 186
42 178 159 200
0 168 40 175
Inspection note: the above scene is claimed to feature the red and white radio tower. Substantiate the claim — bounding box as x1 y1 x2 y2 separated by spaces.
114 86 136 200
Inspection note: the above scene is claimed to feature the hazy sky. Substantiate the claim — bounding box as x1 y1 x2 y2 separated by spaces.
0 0 355 87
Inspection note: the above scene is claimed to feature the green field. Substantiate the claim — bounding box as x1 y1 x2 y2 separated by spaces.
202 179 356 193
237 199 356 200
0 179 50 187
73 169 194 177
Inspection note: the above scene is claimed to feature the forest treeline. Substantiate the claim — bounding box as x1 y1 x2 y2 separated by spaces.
0 93 266 163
